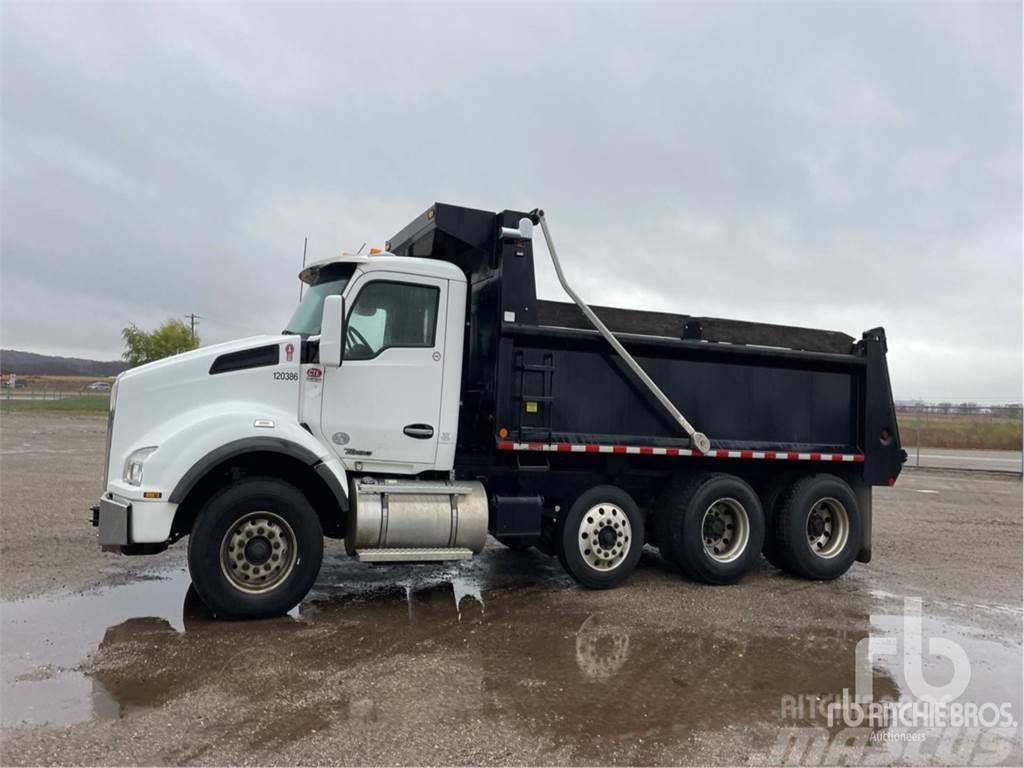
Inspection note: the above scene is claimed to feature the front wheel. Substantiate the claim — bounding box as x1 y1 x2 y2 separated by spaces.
557 485 645 589
188 477 323 619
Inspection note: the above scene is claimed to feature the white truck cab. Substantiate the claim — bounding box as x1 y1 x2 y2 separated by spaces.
94 251 480 617
295 253 466 475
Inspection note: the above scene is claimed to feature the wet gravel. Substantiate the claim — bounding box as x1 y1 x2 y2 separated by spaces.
1 413 1021 766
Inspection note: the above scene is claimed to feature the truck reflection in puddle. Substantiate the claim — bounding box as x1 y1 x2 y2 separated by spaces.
76 575 897 763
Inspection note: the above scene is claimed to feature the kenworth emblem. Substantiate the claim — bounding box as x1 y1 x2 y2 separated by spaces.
332 432 350 446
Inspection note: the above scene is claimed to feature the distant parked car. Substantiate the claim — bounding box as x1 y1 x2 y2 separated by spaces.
86 381 111 392
1 377 26 389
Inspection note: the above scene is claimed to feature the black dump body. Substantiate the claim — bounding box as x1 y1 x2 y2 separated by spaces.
389 203 905 487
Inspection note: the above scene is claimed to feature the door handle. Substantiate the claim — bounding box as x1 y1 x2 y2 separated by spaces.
403 424 434 439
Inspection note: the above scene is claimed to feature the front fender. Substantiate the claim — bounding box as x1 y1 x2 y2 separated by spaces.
130 405 348 509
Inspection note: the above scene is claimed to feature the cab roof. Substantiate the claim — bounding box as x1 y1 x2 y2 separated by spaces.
299 252 465 285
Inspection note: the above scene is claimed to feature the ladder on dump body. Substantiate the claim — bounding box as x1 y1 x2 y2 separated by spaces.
499 210 711 454
512 350 556 445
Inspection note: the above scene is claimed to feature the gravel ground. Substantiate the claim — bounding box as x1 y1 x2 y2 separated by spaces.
1 413 1021 766
0 414 181 599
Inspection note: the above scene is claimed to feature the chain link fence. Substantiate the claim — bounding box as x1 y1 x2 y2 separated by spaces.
895 401 1023 474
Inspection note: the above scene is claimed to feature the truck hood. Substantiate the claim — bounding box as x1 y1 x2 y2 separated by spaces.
117 335 290 384
107 335 304 488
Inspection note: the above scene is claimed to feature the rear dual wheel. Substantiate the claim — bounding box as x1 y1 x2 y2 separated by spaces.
769 474 860 580
758 474 795 571
658 473 765 585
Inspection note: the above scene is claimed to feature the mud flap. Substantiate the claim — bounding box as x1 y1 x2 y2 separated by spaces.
855 481 872 563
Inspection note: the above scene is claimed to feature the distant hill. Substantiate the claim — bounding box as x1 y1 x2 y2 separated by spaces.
0 350 128 377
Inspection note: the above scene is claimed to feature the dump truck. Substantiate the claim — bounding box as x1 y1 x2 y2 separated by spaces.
92 203 905 618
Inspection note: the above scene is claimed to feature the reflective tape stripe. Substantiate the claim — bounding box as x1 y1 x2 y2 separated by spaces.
495 441 864 462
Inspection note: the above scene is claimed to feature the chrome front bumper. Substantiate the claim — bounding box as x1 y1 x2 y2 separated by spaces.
91 496 131 550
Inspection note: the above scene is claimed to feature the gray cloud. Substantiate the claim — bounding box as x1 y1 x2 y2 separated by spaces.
2 1 1020 401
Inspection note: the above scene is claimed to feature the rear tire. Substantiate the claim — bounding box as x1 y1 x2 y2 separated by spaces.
759 474 795 571
557 485 644 589
665 473 765 585
655 475 692 570
188 477 323 619
772 474 860 580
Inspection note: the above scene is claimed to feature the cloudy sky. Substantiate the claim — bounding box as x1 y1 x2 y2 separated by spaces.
1 2 1020 402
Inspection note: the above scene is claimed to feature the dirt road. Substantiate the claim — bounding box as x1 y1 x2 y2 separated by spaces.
1 413 1021 765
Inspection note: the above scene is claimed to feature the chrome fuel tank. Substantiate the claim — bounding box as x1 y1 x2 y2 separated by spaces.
346 477 488 555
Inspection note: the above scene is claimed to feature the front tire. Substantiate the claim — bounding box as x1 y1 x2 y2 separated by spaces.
557 485 644 589
188 477 323 619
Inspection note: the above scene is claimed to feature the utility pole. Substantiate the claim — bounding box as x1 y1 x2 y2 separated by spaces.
299 236 308 302
183 313 201 340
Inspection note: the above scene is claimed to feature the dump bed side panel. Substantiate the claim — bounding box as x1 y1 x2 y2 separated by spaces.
496 326 862 452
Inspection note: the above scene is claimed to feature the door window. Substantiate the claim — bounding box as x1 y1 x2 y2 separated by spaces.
345 281 440 360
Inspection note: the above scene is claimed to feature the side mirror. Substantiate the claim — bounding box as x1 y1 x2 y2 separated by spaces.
320 295 344 367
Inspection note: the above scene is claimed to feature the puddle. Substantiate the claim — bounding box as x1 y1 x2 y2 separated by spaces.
0 552 566 728
1 553 1020 765
870 607 1023 718
1 569 191 726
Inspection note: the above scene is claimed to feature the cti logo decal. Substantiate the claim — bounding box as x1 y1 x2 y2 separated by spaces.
306 367 323 379
284 343 294 362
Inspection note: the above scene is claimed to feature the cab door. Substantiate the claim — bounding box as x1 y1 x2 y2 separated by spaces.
320 272 447 473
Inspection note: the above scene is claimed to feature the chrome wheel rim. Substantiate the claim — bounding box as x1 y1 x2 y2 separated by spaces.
577 503 632 571
806 497 849 559
701 497 750 563
220 511 297 593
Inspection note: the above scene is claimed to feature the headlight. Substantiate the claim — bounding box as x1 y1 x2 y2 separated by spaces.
123 446 158 486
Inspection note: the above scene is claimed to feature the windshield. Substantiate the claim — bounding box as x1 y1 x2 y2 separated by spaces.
284 263 357 335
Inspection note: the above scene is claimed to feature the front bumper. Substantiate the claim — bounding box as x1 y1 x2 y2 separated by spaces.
91 496 132 551
91 492 178 554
